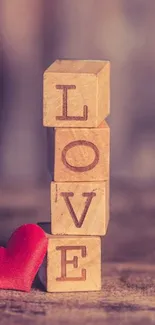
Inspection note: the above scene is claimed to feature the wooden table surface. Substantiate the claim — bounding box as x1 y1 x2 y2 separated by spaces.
0 179 155 324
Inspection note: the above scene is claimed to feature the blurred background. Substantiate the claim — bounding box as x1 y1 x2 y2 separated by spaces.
1 0 155 262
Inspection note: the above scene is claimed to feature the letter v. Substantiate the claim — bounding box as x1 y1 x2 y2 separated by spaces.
60 192 96 228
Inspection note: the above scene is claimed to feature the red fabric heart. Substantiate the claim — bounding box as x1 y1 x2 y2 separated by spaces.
0 224 48 292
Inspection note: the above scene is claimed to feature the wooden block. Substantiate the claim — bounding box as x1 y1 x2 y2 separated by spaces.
51 181 109 236
38 235 101 292
105 179 110 232
54 123 110 182
43 60 110 128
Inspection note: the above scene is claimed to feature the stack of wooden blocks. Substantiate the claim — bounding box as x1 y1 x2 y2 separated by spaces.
40 59 110 292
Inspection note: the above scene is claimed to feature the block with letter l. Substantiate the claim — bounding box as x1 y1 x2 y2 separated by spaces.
43 59 110 128
38 235 101 292
54 121 110 182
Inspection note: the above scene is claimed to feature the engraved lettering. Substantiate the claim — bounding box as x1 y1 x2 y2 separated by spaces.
62 140 99 172
56 246 86 281
56 85 88 121
60 192 96 227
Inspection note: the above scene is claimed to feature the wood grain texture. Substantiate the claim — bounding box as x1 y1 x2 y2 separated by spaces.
51 181 109 235
43 60 110 128
54 125 110 182
39 235 101 292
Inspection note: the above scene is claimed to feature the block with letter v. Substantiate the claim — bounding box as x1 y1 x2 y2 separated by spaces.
51 181 109 235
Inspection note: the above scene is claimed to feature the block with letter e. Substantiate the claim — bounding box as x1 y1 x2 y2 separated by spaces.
38 235 101 292
43 60 110 128
54 121 110 182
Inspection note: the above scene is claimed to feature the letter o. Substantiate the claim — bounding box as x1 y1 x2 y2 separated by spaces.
61 140 99 172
